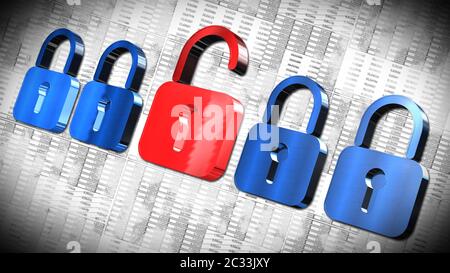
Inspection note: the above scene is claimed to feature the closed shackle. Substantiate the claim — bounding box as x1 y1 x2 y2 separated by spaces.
263 75 329 137
172 25 249 85
36 28 85 76
354 95 429 161
94 40 147 92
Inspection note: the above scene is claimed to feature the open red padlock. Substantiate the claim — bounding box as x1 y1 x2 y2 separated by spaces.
138 25 249 181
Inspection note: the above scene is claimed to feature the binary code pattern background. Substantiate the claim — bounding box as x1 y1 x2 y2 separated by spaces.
0 0 449 253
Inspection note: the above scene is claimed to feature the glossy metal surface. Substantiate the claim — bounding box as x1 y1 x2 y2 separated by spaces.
13 28 84 133
139 25 249 181
324 95 430 238
172 25 248 84
139 82 243 180
354 95 429 161
70 41 146 152
234 76 329 207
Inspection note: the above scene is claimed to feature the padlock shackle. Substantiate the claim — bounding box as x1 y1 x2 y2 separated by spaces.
94 41 147 92
172 25 249 85
36 28 85 77
263 76 329 137
354 95 429 161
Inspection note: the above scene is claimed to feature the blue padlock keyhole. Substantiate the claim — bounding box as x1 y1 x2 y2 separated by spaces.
33 82 50 114
92 98 111 132
361 168 386 213
266 143 288 184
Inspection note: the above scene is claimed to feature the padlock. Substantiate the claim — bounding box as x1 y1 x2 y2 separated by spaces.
13 28 84 132
234 76 329 207
324 95 429 238
138 25 249 181
69 41 146 152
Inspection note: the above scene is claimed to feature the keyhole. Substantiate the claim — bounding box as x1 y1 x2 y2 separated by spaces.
33 82 50 114
173 113 189 152
266 143 288 184
93 99 110 132
361 168 386 213
172 104 194 153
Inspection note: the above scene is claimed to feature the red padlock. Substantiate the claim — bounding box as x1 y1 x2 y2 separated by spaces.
138 25 249 181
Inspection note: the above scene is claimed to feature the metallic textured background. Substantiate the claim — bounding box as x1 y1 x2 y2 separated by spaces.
0 0 449 253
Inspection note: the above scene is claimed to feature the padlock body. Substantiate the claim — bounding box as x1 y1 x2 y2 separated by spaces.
139 81 243 181
13 67 79 132
70 81 143 152
234 123 327 207
324 146 428 238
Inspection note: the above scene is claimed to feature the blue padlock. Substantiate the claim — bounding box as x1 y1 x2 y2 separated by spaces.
324 95 429 238
234 76 329 208
69 41 147 152
13 28 84 132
